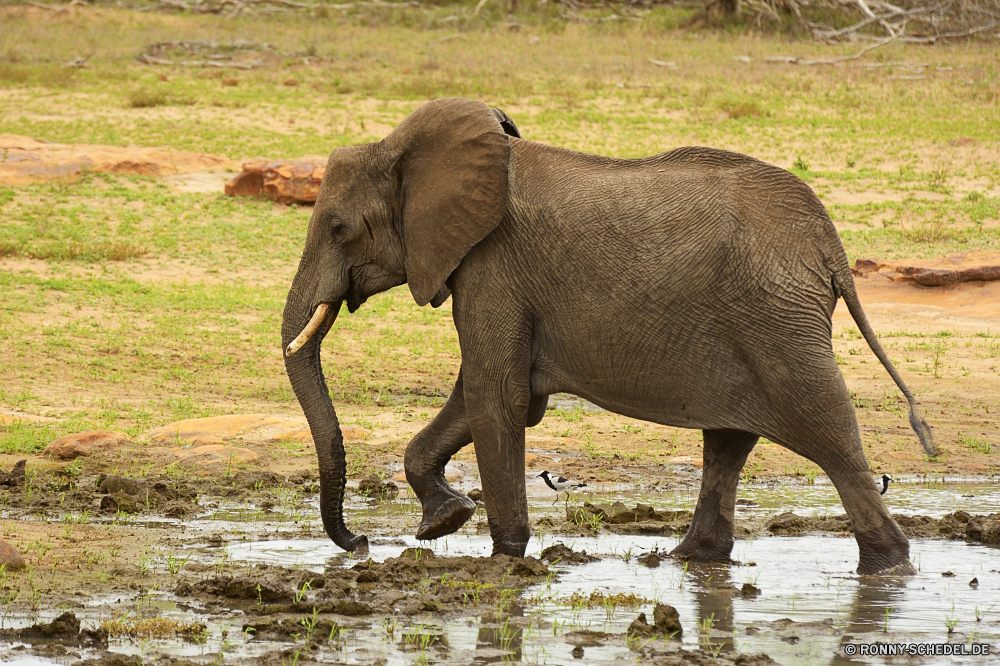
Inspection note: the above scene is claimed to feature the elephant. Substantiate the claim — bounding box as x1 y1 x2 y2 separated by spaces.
281 97 935 576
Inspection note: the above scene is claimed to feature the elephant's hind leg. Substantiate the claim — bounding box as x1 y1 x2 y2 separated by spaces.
670 429 758 563
405 368 477 541
766 367 914 576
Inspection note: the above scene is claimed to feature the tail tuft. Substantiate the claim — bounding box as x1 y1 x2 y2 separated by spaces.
908 409 936 457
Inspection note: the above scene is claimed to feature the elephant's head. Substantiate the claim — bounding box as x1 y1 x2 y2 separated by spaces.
281 98 520 552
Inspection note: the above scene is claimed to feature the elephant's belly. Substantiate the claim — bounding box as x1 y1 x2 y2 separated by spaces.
528 352 749 432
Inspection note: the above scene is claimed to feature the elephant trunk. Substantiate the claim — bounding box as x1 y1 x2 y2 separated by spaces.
282 284 367 553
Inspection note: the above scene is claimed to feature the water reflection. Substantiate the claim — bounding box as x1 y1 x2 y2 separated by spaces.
475 624 523 663
689 563 736 654
831 578 908 665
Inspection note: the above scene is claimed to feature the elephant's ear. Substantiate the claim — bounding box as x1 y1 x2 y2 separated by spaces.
491 107 522 139
386 98 511 307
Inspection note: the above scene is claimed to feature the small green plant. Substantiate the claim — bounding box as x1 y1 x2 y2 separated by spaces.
945 603 959 633
379 617 398 640
960 436 992 455
792 156 810 172
295 580 312 603
698 612 715 634
883 607 893 632
166 551 191 576
975 604 995 622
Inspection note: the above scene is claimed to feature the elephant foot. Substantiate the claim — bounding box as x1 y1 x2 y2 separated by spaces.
855 528 915 576
859 560 917 576
415 492 476 541
491 539 529 558
669 533 734 564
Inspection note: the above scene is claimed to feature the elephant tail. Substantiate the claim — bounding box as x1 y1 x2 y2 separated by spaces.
833 264 937 457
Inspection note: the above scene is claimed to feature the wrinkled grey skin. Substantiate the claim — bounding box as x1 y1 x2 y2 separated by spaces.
282 97 934 576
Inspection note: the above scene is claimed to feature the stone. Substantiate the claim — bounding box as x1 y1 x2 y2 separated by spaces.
0 134 237 186
467 488 483 502
852 251 1000 287
742 583 761 598
148 414 367 447
45 431 132 460
224 157 327 205
0 540 27 571
653 603 683 638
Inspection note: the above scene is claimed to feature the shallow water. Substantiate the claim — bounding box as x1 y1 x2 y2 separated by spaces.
221 531 1000 665
216 479 1000 665
5 481 999 665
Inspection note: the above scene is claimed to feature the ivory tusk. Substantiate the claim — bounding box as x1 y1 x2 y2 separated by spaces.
285 303 331 357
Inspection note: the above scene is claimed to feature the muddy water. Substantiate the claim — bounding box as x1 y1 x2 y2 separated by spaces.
220 532 999 665
3 482 999 665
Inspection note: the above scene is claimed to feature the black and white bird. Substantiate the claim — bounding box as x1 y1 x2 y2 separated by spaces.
875 473 893 495
538 471 587 504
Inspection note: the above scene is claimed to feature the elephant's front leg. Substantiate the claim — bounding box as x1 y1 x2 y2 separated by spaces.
463 367 533 557
671 429 758 563
405 368 477 541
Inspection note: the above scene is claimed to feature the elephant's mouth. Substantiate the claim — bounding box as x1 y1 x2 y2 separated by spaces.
284 303 331 357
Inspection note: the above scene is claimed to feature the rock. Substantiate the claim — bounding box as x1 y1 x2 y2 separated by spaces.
0 540 27 571
653 603 683 638
0 134 236 186
0 460 26 487
571 645 584 659
357 474 398 501
467 488 483 502
970 577 979 587
852 251 1000 286
45 430 132 459
224 157 327 205
742 583 761 598
539 543 599 565
942 571 954 577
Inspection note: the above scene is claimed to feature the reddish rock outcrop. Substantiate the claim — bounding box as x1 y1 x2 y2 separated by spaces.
852 251 1000 287
225 157 326 205
44 430 133 460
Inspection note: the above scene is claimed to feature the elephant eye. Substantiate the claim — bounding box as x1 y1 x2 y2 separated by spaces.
328 223 348 242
